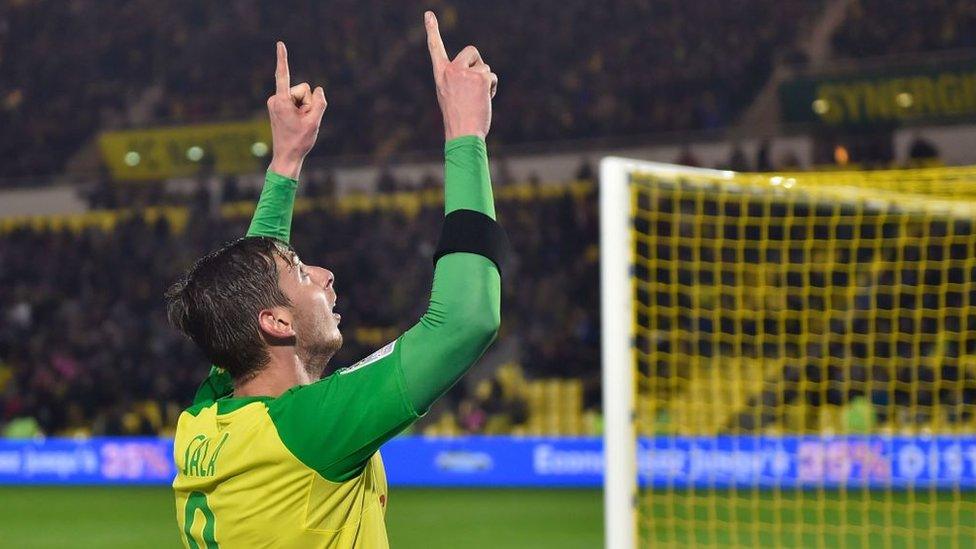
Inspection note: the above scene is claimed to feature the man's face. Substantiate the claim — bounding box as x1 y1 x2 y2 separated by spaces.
275 251 343 374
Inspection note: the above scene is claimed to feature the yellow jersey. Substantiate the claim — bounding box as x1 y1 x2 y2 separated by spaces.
173 340 419 548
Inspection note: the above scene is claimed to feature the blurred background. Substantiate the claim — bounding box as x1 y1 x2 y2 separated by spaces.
0 0 975 547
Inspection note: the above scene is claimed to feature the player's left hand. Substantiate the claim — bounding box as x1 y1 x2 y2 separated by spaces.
425 11 498 141
267 41 327 179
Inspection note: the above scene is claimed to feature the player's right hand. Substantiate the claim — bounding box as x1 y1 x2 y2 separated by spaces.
267 41 327 179
425 11 498 141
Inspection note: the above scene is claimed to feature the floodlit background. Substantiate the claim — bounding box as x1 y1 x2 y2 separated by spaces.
1 1 975 547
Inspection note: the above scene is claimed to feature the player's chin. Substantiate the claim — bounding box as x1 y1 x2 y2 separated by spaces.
328 326 343 349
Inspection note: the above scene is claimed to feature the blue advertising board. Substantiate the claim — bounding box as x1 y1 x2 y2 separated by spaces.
0 438 176 485
382 436 605 487
0 436 974 488
635 435 976 490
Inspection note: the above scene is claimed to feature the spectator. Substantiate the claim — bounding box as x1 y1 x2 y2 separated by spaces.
756 139 772 171
575 158 594 181
727 144 751 172
676 145 699 167
908 134 940 166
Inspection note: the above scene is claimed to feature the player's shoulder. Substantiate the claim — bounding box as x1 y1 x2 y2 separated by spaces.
335 339 399 376
183 398 217 417
265 342 401 418
181 395 274 418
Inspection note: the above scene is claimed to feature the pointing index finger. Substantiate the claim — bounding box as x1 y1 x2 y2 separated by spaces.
424 11 449 75
275 41 290 96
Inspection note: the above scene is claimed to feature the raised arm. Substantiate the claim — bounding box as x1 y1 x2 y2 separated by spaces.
192 42 327 405
396 12 503 413
397 134 501 413
265 13 504 482
248 41 327 242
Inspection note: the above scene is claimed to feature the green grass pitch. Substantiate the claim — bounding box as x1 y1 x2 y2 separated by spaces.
0 487 603 548
643 489 976 548
0 487 972 548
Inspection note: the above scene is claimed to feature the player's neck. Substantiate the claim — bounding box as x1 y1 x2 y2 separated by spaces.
233 352 315 398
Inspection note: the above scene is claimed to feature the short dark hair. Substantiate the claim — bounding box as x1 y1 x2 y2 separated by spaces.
165 236 293 381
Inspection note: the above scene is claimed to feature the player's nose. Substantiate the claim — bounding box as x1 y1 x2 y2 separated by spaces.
309 266 334 290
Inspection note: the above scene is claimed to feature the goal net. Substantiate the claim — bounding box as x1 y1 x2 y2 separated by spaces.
600 158 976 548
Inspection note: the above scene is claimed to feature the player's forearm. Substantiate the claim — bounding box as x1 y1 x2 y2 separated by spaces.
245 170 299 243
399 255 500 413
398 136 502 413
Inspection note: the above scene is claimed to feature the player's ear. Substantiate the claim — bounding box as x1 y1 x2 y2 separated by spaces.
258 307 295 339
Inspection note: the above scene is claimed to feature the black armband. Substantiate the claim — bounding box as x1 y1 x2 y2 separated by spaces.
434 209 510 274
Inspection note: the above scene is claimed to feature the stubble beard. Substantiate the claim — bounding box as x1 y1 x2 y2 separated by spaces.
295 314 343 380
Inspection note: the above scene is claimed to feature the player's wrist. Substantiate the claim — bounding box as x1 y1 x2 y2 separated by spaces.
445 134 486 149
268 154 304 180
443 115 488 142
445 128 487 141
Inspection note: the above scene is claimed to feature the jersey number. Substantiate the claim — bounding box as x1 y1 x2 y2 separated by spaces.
183 491 218 549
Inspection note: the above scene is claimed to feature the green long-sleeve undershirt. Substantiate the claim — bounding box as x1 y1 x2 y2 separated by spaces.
191 136 501 420
397 135 501 413
246 171 298 242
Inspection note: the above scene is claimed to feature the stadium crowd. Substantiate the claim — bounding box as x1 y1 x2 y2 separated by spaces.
832 0 976 58
5 170 976 438
4 0 976 439
0 177 599 437
7 0 976 182
0 0 823 179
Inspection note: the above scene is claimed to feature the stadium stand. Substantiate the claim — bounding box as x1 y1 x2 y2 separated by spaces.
0 0 823 179
0 177 600 437
832 0 976 57
5 168 975 439
2 0 976 440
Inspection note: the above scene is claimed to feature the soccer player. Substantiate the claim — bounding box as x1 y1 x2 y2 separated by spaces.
165 12 505 548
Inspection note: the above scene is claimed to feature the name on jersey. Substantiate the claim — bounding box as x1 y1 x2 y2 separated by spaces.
182 432 229 477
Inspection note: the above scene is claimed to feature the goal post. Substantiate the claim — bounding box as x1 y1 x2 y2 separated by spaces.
600 157 737 549
600 157 637 549
600 157 976 548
